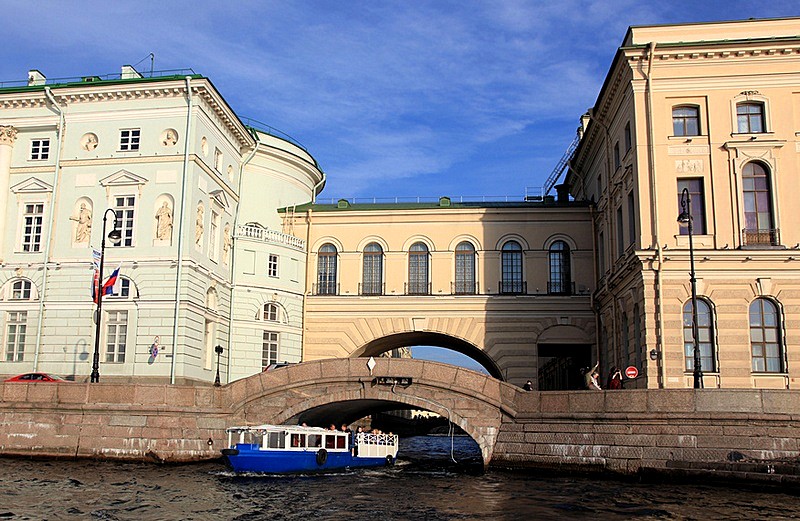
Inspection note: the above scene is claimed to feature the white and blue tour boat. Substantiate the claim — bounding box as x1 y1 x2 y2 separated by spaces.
221 424 399 473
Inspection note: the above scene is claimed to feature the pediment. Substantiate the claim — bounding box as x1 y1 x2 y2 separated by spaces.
11 177 53 193
100 169 148 187
209 189 229 209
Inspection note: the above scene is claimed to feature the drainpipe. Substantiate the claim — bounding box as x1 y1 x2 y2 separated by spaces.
644 42 665 388
311 171 326 204
225 131 259 384
301 207 313 361
170 76 194 385
33 87 64 371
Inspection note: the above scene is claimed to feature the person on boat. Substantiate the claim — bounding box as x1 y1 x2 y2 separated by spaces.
523 380 533 391
352 426 363 456
328 424 337 430
340 424 350 433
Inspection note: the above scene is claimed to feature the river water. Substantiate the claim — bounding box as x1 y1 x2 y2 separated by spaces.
1 436 799 520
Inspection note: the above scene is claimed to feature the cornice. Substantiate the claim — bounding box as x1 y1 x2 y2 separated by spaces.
625 43 800 65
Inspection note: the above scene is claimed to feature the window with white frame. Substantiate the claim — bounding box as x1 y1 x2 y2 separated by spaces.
263 302 280 322
262 331 279 369
210 210 219 261
11 280 32 300
105 310 127 363
5 311 27 362
112 196 136 246
30 139 50 160
736 102 766 134
119 129 141 151
21 203 44 252
268 254 279 277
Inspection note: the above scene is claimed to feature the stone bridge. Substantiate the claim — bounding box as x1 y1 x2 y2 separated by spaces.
226 357 516 463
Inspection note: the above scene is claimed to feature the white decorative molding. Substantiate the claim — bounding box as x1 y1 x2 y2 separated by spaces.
10 177 53 193
0 125 18 146
209 189 229 210
675 159 703 173
668 145 709 156
99 169 148 187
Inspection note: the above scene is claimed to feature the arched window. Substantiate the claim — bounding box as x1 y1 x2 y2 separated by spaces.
750 298 784 373
737 102 765 133
105 277 133 299
10 280 33 300
500 241 524 294
317 243 338 295
407 242 429 295
742 162 777 246
683 298 716 372
548 241 571 295
672 106 700 136
362 242 383 295
454 241 476 294
263 302 280 322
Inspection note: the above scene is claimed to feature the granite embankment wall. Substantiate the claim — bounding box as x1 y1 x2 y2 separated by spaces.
1 372 799 477
495 389 800 476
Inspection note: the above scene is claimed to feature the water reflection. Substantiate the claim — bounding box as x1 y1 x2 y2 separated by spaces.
0 436 798 520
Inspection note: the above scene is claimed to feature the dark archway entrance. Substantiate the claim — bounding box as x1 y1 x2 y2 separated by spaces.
537 344 591 390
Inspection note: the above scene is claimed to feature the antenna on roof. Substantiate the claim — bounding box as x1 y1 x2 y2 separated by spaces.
132 52 155 77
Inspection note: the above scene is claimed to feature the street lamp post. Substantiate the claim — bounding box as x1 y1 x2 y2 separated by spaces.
677 187 703 389
214 345 224 386
91 209 122 383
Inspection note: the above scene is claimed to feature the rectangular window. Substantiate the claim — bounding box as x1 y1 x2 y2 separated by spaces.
677 179 706 235
262 331 279 370
624 122 632 152
105 310 127 363
5 311 27 362
268 254 279 277
21 203 44 252
113 196 136 246
613 142 621 169
616 206 624 258
597 231 605 275
673 106 700 136
596 174 602 197
627 192 636 246
737 103 765 134
209 210 219 261
30 139 50 160
214 149 223 171
119 129 140 151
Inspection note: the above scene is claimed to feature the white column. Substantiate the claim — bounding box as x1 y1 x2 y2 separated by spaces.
0 125 18 261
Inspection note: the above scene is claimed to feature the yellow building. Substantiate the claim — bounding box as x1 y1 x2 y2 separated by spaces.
568 17 800 389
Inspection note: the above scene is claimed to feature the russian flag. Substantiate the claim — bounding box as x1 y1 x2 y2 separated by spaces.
101 265 122 297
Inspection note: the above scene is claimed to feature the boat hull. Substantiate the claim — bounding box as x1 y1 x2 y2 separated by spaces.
224 444 394 473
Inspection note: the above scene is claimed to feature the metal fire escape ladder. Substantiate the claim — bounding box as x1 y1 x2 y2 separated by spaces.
542 133 580 196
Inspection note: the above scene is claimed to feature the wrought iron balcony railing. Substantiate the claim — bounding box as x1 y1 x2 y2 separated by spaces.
452 281 479 295
312 282 339 296
742 228 780 247
405 282 431 296
499 281 526 295
359 282 385 296
547 281 575 296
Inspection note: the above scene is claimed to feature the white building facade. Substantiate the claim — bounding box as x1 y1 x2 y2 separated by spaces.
0 67 323 384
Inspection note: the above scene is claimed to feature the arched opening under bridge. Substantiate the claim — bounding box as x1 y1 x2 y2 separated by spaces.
353 331 503 380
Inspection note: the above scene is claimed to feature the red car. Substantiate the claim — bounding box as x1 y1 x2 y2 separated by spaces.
5 372 70 382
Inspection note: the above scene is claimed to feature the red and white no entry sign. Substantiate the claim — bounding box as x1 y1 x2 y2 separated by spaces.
625 366 639 379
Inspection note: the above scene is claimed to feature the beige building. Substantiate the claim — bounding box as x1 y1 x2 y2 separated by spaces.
289 198 596 388
568 17 800 389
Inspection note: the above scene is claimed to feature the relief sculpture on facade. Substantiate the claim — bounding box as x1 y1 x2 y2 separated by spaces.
69 203 92 243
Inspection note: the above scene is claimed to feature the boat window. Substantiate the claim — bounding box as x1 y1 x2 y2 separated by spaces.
336 435 346 449
290 433 305 448
325 435 336 449
307 434 322 448
264 431 285 449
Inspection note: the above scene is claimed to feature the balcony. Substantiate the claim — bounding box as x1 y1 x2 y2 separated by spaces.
547 281 575 296
312 282 339 296
359 282 385 296
742 228 780 247
499 281 526 295
405 282 431 296
236 224 305 251
452 281 479 295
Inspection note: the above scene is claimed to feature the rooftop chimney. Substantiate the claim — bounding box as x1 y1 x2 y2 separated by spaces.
120 65 143 80
27 70 46 86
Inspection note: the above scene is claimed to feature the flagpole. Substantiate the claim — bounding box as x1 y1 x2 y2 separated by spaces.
91 209 120 383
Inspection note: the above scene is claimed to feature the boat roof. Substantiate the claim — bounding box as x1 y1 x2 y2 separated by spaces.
226 424 343 433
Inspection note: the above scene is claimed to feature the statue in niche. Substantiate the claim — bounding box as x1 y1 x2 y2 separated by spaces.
222 224 231 264
195 204 204 245
69 203 92 243
155 201 173 241
162 129 177 147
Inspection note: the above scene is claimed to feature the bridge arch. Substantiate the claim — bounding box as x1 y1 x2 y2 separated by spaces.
227 358 518 464
352 331 504 380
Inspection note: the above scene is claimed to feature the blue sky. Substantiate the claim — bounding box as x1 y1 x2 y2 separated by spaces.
3 1 798 202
